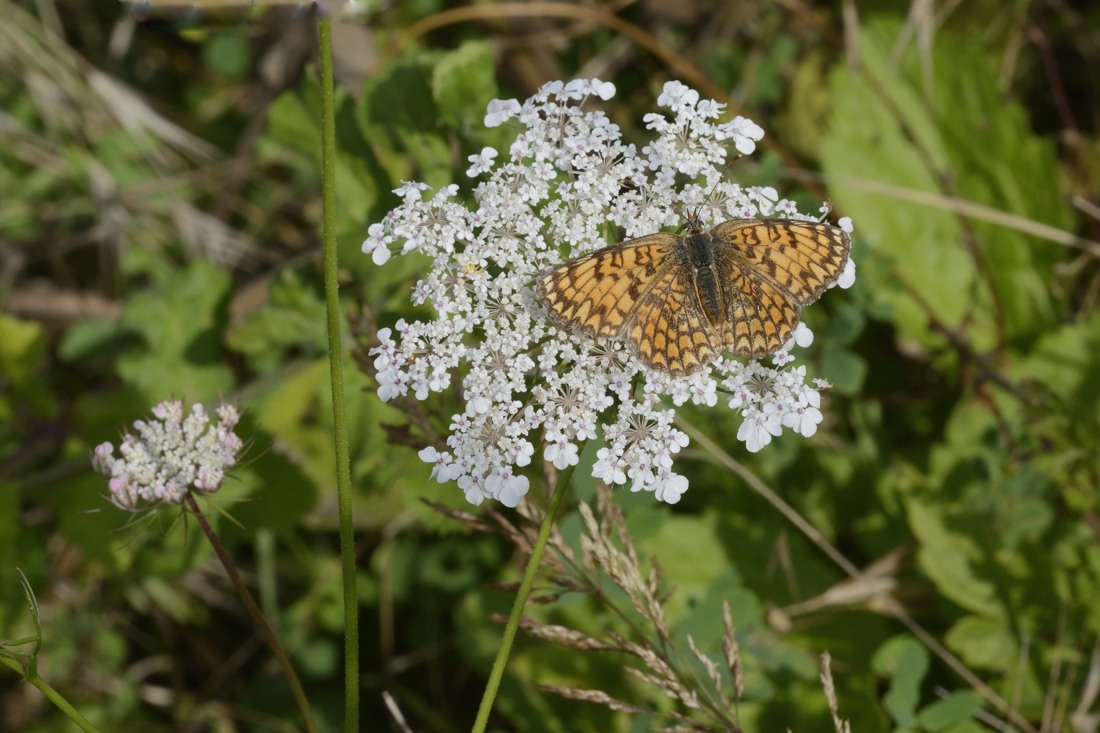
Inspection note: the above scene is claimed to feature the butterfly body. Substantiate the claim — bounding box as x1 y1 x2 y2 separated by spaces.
683 229 725 326
536 218 851 375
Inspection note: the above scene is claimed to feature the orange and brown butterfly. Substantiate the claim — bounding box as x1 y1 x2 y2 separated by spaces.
535 217 851 376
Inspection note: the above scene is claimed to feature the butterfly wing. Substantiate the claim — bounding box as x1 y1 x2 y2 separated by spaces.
712 219 851 305
710 219 850 358
536 233 680 339
719 268 802 358
628 265 721 375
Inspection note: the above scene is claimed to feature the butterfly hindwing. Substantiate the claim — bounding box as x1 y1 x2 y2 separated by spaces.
628 265 721 375
719 266 801 358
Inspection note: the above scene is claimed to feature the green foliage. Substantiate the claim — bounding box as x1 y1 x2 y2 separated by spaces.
4 2 1098 732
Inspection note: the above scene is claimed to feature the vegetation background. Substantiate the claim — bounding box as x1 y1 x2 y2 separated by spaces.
2 0 1099 731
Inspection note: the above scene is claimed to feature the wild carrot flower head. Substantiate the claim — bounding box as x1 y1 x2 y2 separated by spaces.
364 79 855 508
91 399 243 511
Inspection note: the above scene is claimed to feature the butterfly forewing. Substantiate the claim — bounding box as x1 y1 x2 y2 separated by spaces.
712 219 850 305
536 233 678 338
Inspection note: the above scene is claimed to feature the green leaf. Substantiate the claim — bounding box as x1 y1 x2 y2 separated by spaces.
218 447 317 537
226 267 329 370
58 316 129 363
0 314 51 414
822 301 867 347
1012 312 1100 405
358 53 454 189
871 634 929 729
639 511 730 623
115 259 234 402
903 489 1003 618
943 615 1015 671
822 17 1073 351
822 22 973 347
917 690 981 731
265 80 323 158
819 346 867 395
202 34 250 80
432 41 497 130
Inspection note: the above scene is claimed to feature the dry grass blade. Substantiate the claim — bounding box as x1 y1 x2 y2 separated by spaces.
539 685 650 714
579 488 671 641
174 205 264 271
687 634 732 711
484 505 534 553
625 663 700 710
820 652 852 733
515 617 614 651
1070 641 1100 733
419 499 494 533
722 601 744 704
779 548 903 618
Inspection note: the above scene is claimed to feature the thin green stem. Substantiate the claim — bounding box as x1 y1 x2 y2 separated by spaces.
0 656 102 733
471 464 575 733
317 17 360 733
186 495 317 733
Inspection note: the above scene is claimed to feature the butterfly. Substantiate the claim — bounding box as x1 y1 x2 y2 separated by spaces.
536 218 851 375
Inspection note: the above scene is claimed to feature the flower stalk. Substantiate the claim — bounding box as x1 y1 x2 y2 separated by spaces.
471 463 576 733
316 16 360 733
186 495 318 733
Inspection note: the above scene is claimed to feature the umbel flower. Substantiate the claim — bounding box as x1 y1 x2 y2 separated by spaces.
364 79 855 508
91 400 243 511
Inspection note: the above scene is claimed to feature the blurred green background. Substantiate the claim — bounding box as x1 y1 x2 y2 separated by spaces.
2 0 1099 731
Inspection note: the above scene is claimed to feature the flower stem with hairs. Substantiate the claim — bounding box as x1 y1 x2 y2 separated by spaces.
316 17 360 733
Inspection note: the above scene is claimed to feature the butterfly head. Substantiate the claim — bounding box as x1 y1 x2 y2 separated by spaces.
676 205 708 235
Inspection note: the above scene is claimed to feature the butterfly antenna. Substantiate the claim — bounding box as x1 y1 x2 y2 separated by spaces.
817 200 834 223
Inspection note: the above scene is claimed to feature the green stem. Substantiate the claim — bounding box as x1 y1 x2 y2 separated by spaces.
316 17 360 733
471 465 575 733
186 495 317 733
0 656 102 733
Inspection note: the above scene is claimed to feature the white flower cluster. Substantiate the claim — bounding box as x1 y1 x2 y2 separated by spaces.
364 79 855 507
91 400 243 511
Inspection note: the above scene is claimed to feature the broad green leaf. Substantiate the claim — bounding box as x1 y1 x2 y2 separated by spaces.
822 22 972 347
0 314 51 414
115 259 234 402
822 18 1073 351
202 34 250 80
917 690 981 731
217 446 316 538
358 53 453 189
432 41 497 130
904 491 1003 618
58 316 128 364
262 81 371 232
872 634 929 729
264 80 323 158
943 615 1015 671
1012 312 1100 405
39 473 132 571
252 359 340 492
639 511 730 622
819 346 867 395
226 267 329 371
